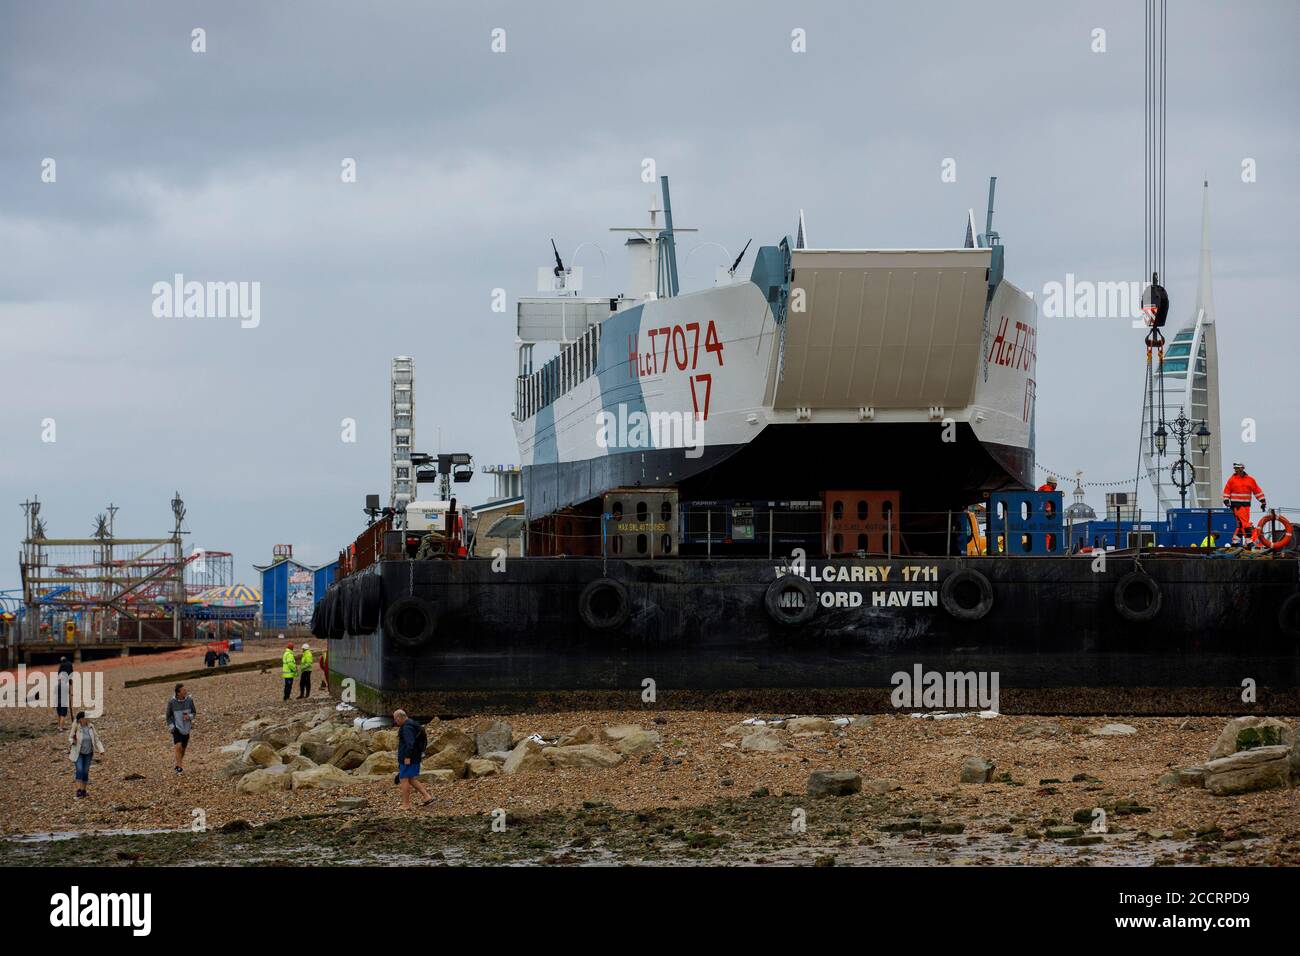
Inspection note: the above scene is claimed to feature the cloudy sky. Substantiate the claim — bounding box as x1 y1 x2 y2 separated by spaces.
2 0 1297 588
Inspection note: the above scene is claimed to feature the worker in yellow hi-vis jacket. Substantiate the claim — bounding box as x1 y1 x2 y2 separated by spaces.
281 642 298 701
298 643 314 699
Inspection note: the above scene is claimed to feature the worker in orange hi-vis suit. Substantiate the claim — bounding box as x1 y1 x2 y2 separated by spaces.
1223 462 1267 547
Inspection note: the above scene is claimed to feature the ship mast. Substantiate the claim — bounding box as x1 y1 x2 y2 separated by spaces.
609 176 696 299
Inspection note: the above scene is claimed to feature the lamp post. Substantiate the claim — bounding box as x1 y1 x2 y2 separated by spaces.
170 492 186 643
1157 411 1211 510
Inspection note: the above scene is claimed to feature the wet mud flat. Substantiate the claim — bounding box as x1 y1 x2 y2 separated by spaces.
0 793 1283 867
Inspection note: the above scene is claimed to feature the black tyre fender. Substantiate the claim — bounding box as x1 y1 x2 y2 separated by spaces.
1277 593 1300 639
327 585 346 639
355 573 384 635
578 578 631 631
345 576 364 635
940 569 994 621
312 588 339 640
336 577 352 634
309 595 326 640
1114 571 1162 623
764 575 818 626
384 595 437 650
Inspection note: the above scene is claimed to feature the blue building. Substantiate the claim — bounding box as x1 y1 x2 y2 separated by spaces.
254 546 338 628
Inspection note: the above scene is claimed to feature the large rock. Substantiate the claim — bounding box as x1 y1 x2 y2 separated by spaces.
807 770 863 797
219 756 261 780
276 744 303 762
1014 720 1064 739
474 720 513 756
252 717 310 749
243 741 281 768
424 747 468 779
556 725 597 747
960 756 995 783
357 751 399 777
327 726 365 749
1208 717 1293 760
418 769 457 784
502 738 549 774
219 742 281 780
614 729 660 756
602 724 643 742
1177 766 1208 788
239 717 274 737
368 728 400 753
298 728 336 766
466 758 500 778
1090 723 1137 737
787 717 836 734
284 754 317 772
1203 746 1292 795
303 707 337 730
324 728 369 769
740 727 787 753
427 728 476 759
291 764 357 790
236 764 293 794
329 742 369 772
543 744 625 769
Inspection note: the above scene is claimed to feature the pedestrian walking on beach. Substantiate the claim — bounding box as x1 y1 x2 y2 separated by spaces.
68 711 105 799
166 683 197 774
297 643 313 698
55 657 73 731
281 642 298 701
393 709 434 810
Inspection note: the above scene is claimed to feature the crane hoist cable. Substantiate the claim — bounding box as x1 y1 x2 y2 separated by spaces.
1138 0 1171 507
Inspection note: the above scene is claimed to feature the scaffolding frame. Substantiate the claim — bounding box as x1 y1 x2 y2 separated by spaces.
15 493 194 647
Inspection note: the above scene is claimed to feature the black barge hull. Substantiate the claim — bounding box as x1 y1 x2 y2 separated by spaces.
324 555 1300 715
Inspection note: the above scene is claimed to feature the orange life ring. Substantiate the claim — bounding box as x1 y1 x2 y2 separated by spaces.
1257 513 1293 551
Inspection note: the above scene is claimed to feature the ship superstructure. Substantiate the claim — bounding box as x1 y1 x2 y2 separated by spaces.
510 177 1038 553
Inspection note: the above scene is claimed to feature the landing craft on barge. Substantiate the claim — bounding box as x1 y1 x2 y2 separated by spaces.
318 178 1300 716
512 176 1037 550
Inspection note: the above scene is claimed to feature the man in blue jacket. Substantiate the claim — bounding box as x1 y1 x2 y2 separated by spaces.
394 709 435 810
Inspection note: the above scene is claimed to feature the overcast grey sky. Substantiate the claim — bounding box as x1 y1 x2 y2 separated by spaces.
3 0 1298 587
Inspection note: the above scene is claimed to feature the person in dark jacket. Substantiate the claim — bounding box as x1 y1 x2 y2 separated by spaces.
393 709 434 810
55 657 74 731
